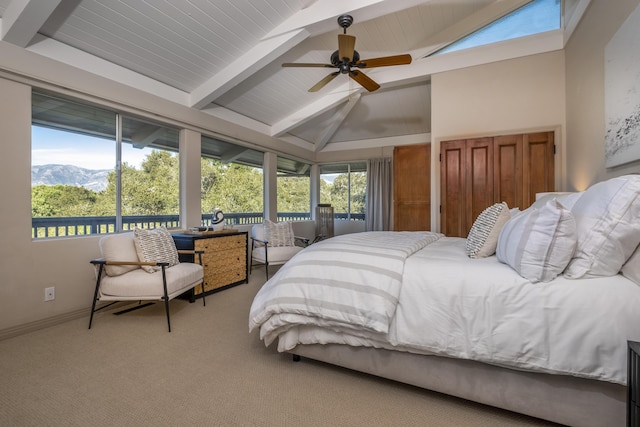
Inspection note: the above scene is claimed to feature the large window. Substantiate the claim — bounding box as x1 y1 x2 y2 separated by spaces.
320 162 366 221
277 156 311 221
201 135 264 226
31 91 180 238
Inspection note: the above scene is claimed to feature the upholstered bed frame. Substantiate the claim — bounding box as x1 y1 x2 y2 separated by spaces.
290 344 626 427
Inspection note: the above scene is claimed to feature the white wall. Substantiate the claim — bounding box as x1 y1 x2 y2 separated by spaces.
430 51 567 231
565 0 640 190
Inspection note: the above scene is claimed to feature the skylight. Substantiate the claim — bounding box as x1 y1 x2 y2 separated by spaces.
432 0 561 56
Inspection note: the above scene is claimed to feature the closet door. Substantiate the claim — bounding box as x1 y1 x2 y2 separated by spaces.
393 144 431 231
440 131 554 238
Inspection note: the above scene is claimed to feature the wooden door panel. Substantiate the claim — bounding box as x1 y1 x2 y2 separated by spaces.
465 138 493 236
395 202 430 231
523 132 554 207
440 140 466 237
494 134 523 209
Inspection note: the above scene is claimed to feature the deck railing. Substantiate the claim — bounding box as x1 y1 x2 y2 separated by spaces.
32 212 364 239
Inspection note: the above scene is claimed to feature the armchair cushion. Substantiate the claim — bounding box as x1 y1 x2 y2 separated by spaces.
251 245 304 264
99 232 140 277
99 262 203 299
263 220 294 247
134 227 179 273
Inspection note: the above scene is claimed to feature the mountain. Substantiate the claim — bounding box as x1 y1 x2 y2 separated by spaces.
31 164 110 192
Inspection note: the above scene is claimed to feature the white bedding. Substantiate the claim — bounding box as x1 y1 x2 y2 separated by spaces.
249 233 640 385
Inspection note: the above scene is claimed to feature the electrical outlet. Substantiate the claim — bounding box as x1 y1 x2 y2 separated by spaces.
45 286 55 301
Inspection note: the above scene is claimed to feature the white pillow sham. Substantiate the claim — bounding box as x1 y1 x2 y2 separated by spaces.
466 202 510 258
564 175 640 279
621 244 640 286
497 199 577 283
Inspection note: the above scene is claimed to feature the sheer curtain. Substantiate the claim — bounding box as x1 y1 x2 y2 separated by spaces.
366 157 392 231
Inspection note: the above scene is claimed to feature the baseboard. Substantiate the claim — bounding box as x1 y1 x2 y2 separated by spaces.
0 308 89 341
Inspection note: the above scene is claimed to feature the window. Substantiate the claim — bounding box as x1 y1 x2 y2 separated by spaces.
320 162 366 221
277 156 311 222
432 0 561 56
201 135 264 226
31 91 180 238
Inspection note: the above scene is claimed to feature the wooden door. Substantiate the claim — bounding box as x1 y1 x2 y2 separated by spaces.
393 144 431 231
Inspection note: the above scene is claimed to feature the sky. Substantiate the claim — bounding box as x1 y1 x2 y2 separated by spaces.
32 126 147 170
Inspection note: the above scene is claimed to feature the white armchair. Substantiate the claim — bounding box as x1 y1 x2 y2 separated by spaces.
250 221 309 280
89 229 205 332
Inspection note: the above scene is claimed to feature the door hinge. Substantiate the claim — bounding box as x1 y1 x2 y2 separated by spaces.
553 144 556 154
439 205 442 213
439 153 442 162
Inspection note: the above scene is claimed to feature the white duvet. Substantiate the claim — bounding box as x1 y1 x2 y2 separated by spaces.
249 233 640 385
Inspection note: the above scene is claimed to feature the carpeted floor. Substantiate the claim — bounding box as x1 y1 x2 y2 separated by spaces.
0 267 559 426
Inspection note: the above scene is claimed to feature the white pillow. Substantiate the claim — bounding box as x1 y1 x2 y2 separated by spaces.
621 245 640 286
133 227 179 273
564 175 640 279
497 199 577 283
466 202 510 258
100 232 140 277
264 220 295 247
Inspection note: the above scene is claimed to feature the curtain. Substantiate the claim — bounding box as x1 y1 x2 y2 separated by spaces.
365 157 392 231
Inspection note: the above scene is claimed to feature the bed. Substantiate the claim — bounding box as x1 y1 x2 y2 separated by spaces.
249 175 640 427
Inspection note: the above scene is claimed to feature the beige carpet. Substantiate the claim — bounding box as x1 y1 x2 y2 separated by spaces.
0 268 558 426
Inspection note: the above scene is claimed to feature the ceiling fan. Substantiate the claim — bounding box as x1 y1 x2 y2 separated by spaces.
282 14 412 93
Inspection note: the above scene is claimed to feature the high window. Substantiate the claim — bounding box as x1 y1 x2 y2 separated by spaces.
319 162 366 221
433 0 561 56
31 91 180 238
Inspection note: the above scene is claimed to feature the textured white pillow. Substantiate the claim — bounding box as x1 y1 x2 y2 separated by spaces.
497 199 577 283
564 175 640 279
264 220 295 247
466 202 510 258
133 227 179 273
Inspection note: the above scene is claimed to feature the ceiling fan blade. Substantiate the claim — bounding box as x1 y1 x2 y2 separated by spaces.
309 72 340 92
338 34 356 62
349 70 380 92
282 63 335 68
355 54 412 68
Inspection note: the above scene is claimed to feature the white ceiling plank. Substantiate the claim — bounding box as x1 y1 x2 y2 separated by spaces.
190 28 310 109
26 34 189 105
1 0 62 47
315 94 361 152
262 0 433 40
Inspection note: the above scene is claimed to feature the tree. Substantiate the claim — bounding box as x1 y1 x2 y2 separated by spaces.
32 184 98 217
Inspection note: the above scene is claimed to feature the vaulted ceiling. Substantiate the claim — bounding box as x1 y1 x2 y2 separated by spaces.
0 0 588 156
